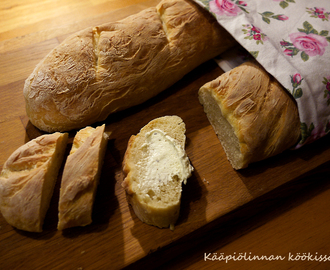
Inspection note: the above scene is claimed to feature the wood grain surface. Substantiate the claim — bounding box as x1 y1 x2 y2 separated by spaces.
1 1 330 269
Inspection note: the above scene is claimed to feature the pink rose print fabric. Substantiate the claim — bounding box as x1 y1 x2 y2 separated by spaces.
323 76 330 106
280 21 330 61
242 25 268 44
194 0 330 147
209 0 241 16
209 0 247 16
290 32 327 56
306 7 330 21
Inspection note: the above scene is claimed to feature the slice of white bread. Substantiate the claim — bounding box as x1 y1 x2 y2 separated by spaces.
198 61 301 169
57 124 108 230
0 132 68 232
122 116 193 230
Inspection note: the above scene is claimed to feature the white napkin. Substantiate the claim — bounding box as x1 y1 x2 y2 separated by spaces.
195 0 330 147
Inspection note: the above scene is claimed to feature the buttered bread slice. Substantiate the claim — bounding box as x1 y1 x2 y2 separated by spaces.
57 124 108 230
122 116 193 230
0 132 68 232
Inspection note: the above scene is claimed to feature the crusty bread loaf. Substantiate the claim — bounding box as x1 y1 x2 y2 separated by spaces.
57 124 108 230
122 116 193 230
0 133 68 232
198 61 301 169
23 0 235 133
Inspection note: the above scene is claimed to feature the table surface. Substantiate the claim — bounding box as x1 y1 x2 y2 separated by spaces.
1 1 330 269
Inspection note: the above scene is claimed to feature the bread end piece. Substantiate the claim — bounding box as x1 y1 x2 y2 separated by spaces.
122 116 193 229
198 62 301 169
57 124 108 230
0 132 68 232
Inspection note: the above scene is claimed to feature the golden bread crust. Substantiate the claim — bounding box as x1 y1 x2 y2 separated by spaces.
199 62 301 169
23 0 235 132
0 133 68 232
57 124 108 230
122 115 192 229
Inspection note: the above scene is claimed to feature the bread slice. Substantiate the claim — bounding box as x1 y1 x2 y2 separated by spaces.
57 124 108 230
122 116 193 230
198 61 301 169
0 132 68 232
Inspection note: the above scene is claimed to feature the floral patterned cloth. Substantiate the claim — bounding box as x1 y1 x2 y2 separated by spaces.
194 0 330 147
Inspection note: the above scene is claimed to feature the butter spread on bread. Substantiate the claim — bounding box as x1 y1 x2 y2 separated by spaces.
57 124 108 230
0 133 68 232
23 0 235 132
122 116 193 230
138 129 192 191
198 62 301 169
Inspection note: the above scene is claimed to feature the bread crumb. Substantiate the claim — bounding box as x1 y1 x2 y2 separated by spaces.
203 178 210 185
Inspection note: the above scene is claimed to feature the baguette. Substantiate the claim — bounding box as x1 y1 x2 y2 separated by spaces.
23 0 235 133
198 61 301 169
0 133 68 232
57 124 108 230
122 116 193 230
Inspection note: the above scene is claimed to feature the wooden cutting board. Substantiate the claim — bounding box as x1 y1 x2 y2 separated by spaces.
1 1 330 269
